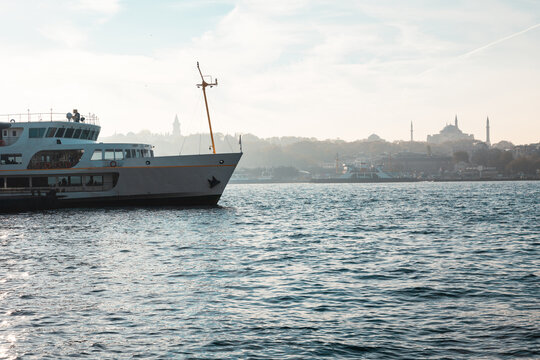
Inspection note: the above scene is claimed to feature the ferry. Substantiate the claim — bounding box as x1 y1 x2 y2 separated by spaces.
0 64 242 212
311 163 417 183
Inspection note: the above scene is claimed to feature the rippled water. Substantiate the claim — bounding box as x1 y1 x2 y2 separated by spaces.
1 181 539 359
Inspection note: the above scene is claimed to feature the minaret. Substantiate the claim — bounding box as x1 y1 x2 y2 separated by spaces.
172 114 181 137
486 116 490 146
410 121 413 142
455 114 458 129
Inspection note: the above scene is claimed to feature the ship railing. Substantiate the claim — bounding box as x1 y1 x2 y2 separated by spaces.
0 112 100 126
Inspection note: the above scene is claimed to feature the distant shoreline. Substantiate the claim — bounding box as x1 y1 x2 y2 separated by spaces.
230 178 540 184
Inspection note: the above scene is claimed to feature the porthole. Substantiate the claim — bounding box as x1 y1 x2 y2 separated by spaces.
219 160 224 164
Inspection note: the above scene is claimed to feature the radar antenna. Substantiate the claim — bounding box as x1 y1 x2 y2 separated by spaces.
196 62 218 154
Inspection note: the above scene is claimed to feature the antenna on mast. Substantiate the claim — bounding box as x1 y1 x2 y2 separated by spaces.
196 62 218 154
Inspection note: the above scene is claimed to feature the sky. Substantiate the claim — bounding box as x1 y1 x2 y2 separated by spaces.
0 0 539 144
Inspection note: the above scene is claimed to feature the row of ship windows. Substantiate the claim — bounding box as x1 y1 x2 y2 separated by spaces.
1 148 153 165
1 154 22 165
91 149 154 161
0 175 104 188
23 127 100 140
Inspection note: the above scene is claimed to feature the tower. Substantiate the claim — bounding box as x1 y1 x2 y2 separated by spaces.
455 114 458 129
172 114 181 137
486 116 490 146
410 121 413 142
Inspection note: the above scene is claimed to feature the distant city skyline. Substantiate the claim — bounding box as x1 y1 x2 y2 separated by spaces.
158 113 524 146
0 1 538 144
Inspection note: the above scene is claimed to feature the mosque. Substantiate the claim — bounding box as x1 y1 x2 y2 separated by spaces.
426 115 475 144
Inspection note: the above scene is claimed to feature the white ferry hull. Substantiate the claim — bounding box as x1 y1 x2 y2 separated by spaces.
0 152 242 212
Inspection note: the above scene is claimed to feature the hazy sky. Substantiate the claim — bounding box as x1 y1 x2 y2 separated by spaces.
0 0 539 144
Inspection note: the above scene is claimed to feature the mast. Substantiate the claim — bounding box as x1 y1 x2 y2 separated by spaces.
196 62 218 154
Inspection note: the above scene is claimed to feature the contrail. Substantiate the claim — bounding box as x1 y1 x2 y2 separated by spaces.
460 22 540 58
420 23 540 76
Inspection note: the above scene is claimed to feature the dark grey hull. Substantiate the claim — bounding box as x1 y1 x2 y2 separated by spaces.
0 193 221 213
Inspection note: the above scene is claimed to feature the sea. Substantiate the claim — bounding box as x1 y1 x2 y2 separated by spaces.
1 181 539 359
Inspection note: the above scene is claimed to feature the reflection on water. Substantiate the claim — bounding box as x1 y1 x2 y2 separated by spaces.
0 182 539 358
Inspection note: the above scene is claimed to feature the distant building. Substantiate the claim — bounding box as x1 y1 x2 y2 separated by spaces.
427 115 474 144
382 152 453 177
172 114 181 137
367 134 383 142
514 143 540 158
492 140 514 150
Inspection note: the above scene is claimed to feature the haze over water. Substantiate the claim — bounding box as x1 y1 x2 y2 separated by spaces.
1 182 539 359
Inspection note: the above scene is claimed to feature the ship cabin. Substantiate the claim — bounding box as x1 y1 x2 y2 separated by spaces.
0 112 101 147
0 112 154 194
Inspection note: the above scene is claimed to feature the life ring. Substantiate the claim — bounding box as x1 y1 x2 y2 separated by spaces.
110 160 117 167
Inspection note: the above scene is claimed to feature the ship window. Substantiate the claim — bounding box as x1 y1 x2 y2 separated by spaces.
130 149 137 158
48 177 57 186
27 150 84 169
88 131 95 140
91 149 103 161
40 154 51 162
0 178 3 188
55 128 66 137
81 130 90 139
94 176 103 186
115 149 124 160
1 154 22 165
29 128 46 138
125 150 132 158
46 128 57 137
12 130 17 137
64 128 75 138
73 129 82 138
2 130 6 137
136 149 141 158
86 175 103 186
142 149 149 157
69 176 82 186
6 177 29 188
58 176 68 186
150 150 154 157
93 131 99 140
32 177 48 187
104 149 115 160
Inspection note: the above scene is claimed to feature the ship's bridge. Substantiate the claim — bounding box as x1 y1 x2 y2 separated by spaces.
0 112 100 147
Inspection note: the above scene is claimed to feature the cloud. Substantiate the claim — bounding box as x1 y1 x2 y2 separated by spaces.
0 0 538 144
38 23 88 48
72 0 122 15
